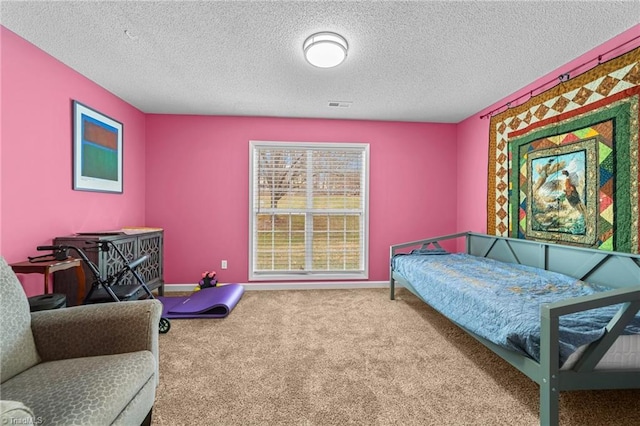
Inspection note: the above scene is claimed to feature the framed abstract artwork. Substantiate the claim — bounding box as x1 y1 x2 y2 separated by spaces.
72 101 123 193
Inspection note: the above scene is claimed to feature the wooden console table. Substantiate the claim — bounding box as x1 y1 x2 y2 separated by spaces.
10 258 86 305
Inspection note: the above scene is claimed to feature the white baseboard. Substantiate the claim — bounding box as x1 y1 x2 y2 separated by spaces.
164 281 397 292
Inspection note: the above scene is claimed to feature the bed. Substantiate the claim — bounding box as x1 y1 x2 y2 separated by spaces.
389 232 640 426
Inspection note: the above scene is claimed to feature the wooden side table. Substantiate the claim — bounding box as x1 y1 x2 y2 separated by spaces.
10 258 86 306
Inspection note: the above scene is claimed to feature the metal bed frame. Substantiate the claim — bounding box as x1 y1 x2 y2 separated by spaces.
389 232 640 426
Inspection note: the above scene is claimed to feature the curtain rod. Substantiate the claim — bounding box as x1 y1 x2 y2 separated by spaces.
479 33 640 120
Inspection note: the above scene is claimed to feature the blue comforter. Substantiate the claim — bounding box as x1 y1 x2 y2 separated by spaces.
392 252 640 366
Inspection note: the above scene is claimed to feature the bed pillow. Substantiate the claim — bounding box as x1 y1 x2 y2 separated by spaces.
410 248 449 255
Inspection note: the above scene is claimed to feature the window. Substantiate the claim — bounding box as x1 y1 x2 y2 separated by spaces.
249 141 369 280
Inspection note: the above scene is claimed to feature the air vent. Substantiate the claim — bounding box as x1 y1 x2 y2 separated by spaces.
328 101 353 108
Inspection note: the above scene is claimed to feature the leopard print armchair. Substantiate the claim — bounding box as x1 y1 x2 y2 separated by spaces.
0 256 162 425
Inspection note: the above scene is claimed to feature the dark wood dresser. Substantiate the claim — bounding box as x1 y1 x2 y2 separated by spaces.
53 229 164 305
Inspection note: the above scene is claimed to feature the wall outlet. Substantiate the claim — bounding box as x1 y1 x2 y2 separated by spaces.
221 260 228 269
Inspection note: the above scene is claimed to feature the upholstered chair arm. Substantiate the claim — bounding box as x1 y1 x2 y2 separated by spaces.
0 401 35 425
30 300 161 370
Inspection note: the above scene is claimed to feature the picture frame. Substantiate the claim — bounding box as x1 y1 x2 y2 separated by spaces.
525 141 598 246
73 101 123 193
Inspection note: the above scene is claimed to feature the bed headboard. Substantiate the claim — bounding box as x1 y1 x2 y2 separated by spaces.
466 233 640 289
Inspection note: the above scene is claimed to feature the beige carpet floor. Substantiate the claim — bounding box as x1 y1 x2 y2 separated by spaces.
152 288 640 425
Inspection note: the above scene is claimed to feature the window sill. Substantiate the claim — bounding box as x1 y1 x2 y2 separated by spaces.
249 272 368 282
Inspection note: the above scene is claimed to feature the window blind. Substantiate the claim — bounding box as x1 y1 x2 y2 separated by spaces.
249 141 369 280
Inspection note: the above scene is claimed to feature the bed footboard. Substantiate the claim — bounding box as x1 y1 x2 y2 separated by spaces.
539 286 640 425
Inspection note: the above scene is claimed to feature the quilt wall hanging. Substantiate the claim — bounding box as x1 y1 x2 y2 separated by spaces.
487 46 640 253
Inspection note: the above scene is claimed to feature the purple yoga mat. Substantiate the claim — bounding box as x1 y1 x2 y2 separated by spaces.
157 284 244 318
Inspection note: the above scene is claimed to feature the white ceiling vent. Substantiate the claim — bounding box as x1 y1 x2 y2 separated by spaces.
328 101 353 108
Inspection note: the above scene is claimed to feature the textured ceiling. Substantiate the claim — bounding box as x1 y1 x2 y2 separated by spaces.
1 1 639 123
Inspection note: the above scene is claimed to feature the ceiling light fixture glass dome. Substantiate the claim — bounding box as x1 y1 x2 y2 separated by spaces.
303 32 348 68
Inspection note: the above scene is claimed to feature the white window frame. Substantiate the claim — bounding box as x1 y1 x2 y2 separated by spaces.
249 140 369 281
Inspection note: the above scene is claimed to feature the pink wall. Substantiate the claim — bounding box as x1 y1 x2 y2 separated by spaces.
0 28 3 256
4 22 638 292
145 115 458 284
456 24 640 234
1 27 147 296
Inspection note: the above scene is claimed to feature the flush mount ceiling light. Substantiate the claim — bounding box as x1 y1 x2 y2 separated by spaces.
303 32 348 68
